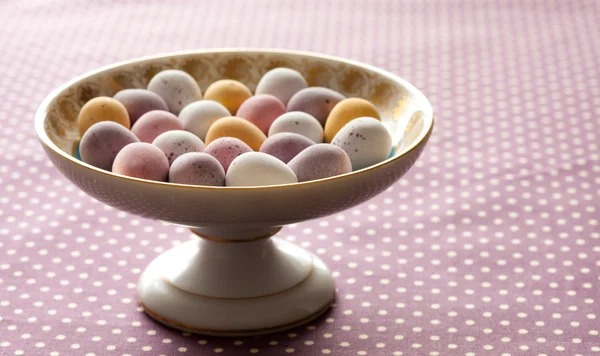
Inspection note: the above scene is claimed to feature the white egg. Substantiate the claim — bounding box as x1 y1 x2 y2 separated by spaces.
331 117 392 171
268 111 324 143
147 70 202 115
226 152 298 187
255 68 308 106
178 100 231 140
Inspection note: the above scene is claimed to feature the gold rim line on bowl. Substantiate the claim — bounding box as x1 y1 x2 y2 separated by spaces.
189 227 282 243
35 48 434 191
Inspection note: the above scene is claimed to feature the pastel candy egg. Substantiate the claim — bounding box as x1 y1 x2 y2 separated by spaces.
323 98 380 142
205 116 267 151
178 100 231 140
287 144 352 182
131 110 183 143
169 152 225 186
204 137 253 172
255 68 308 105
226 152 298 187
268 111 324 143
79 121 139 171
112 142 169 181
260 133 314 164
147 69 202 115
77 97 130 136
287 87 345 126
237 94 286 135
152 130 206 166
203 80 252 115
113 89 168 125
331 117 393 170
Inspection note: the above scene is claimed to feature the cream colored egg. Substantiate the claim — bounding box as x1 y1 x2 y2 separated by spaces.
331 117 392 170
226 152 298 187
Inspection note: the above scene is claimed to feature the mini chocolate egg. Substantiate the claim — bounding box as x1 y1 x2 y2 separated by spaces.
169 152 225 186
178 100 231 140
236 94 286 135
203 79 252 115
152 130 206 166
205 116 267 151
323 98 380 142
204 137 253 172
79 121 139 171
287 87 345 126
331 117 393 170
77 97 130 136
268 111 324 143
131 110 183 143
226 152 298 187
260 133 314 164
113 89 168 125
112 142 169 181
147 69 202 115
255 68 308 105
287 144 352 182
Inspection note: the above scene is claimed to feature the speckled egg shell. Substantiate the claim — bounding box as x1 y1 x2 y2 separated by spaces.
79 121 139 171
112 142 169 181
331 117 393 170
323 98 380 142
287 144 352 182
204 137 253 172
203 79 252 115
287 87 345 126
77 97 130 136
113 89 168 125
268 111 324 143
226 152 298 187
147 69 202 115
236 94 286 135
260 132 315 164
255 67 308 106
178 100 231 140
204 116 267 151
131 110 184 143
168 152 225 186
152 130 206 166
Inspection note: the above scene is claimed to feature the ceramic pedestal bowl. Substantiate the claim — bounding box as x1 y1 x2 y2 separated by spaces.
35 49 434 336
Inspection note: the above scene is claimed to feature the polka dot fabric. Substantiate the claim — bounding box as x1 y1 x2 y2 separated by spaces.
1 0 599 355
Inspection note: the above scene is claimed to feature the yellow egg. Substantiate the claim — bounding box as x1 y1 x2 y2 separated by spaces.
323 98 380 142
77 97 130 136
203 80 252 115
205 116 266 151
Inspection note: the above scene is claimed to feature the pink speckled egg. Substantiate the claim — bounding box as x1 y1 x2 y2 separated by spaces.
152 130 205 166
112 142 169 181
236 94 286 135
259 132 314 164
169 152 225 186
131 110 183 143
113 89 168 125
79 121 139 171
287 144 352 182
203 137 253 172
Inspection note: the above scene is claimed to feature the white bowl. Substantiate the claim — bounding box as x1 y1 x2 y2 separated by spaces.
36 49 434 336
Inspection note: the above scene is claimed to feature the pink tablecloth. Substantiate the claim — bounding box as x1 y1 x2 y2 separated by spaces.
1 0 599 355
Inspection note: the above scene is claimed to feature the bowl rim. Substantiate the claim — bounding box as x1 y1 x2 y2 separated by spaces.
35 48 434 191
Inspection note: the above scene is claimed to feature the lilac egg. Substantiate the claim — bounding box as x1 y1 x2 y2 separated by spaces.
287 87 345 126
79 121 139 171
203 137 253 172
287 144 352 182
112 142 169 181
169 152 225 186
131 110 183 143
259 132 314 164
113 89 168 125
147 70 202 115
152 130 205 166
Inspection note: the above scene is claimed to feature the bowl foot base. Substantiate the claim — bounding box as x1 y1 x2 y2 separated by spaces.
137 238 336 336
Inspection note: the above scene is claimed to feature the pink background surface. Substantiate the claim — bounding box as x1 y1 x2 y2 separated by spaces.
1 0 599 355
